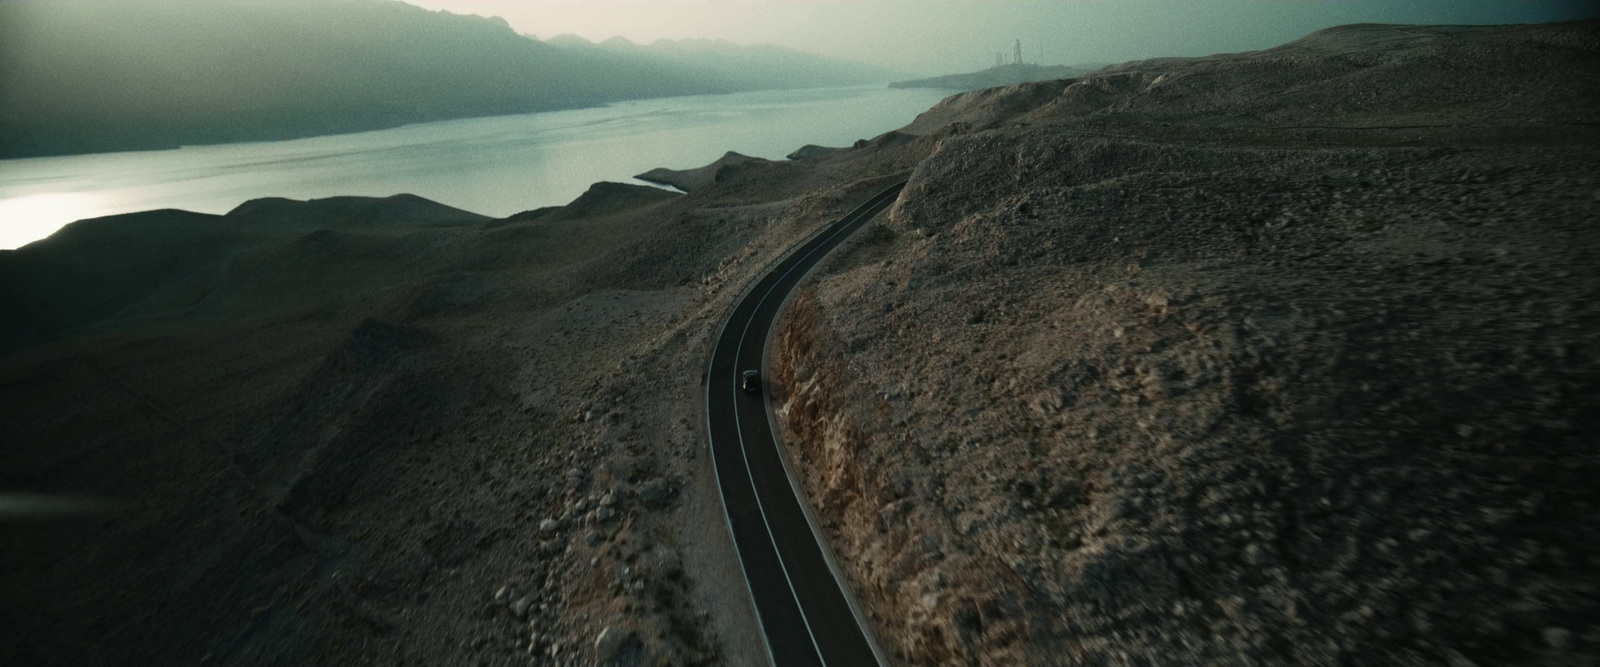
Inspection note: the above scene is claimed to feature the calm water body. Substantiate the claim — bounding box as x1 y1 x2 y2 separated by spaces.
0 86 951 249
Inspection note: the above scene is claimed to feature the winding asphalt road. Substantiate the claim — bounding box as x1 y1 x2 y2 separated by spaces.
705 181 905 667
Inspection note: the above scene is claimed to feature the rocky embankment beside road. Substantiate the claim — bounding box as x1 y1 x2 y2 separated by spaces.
776 20 1600 666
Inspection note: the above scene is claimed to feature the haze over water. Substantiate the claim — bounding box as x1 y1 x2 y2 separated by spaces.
0 86 950 250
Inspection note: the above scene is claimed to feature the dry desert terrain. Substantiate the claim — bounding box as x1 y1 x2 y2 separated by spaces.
2 18 1597 667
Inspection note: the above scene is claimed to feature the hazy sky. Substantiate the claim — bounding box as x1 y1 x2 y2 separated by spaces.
410 0 1597 75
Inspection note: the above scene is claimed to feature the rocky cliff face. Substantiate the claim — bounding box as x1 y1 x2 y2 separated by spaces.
776 20 1600 667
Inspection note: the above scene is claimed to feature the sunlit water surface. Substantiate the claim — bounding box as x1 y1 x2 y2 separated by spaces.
0 86 951 249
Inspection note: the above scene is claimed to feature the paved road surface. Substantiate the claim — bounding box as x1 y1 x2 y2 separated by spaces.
705 181 905 667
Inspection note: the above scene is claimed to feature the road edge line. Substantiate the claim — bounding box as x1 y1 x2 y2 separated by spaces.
759 181 905 667
702 178 904 666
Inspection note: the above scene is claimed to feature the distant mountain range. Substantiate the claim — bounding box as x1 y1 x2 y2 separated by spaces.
0 0 896 159
889 63 1101 91
538 34 894 92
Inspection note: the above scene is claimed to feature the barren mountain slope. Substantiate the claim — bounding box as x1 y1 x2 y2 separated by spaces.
775 20 1600 666
0 127 931 665
903 21 1599 137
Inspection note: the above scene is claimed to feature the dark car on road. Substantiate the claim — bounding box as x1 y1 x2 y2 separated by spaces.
741 370 761 393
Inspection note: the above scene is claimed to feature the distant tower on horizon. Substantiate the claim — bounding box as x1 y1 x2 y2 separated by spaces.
1013 39 1023 65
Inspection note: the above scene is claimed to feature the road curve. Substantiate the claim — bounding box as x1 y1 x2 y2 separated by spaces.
706 181 905 667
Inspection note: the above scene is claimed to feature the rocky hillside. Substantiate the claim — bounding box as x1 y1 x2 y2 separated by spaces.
774 20 1600 666
0 125 937 664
